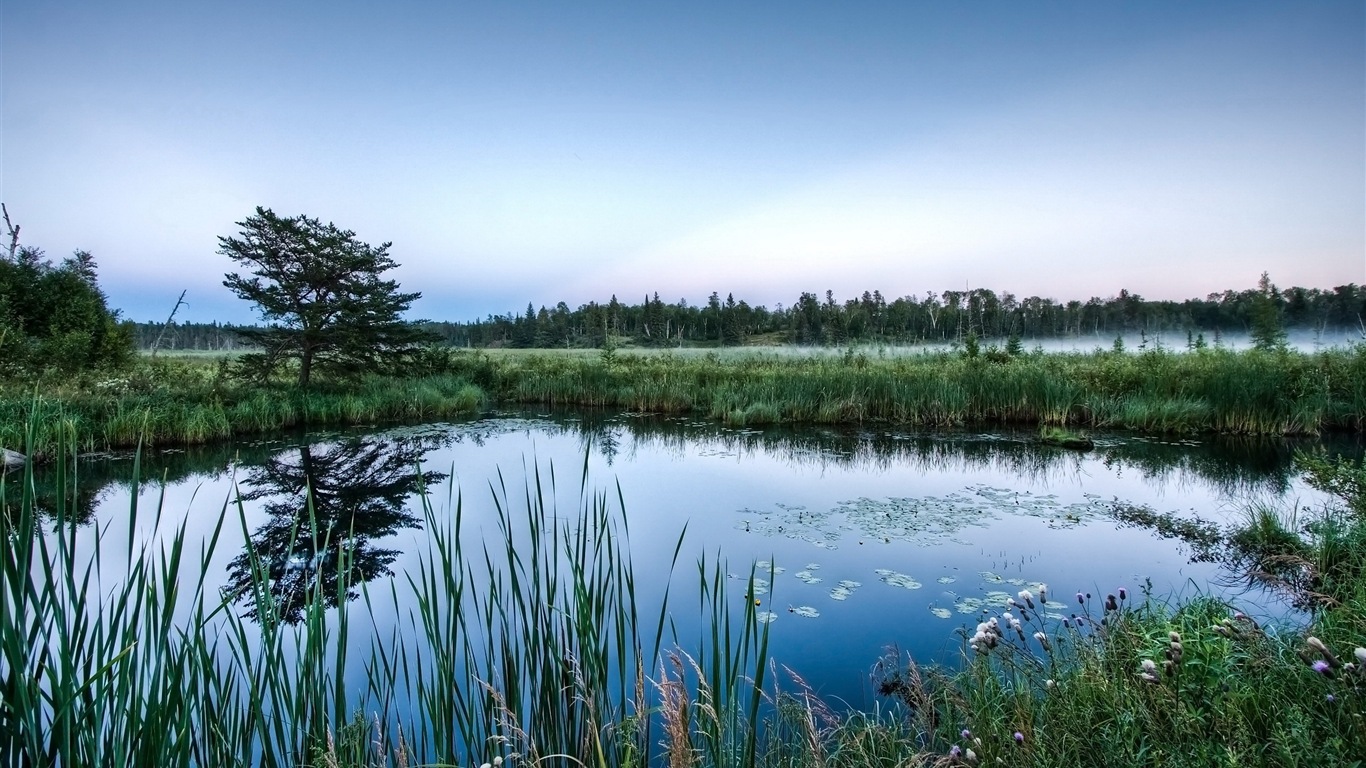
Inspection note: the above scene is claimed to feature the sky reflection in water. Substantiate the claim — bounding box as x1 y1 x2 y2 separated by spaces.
48 410 1358 708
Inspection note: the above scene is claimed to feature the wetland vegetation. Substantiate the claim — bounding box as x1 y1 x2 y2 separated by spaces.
4 210 1366 766
4 415 1366 767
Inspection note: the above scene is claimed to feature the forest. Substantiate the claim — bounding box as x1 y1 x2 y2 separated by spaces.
132 278 1366 351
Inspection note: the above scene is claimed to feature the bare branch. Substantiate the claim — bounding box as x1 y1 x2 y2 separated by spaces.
1 203 19 261
150 290 189 358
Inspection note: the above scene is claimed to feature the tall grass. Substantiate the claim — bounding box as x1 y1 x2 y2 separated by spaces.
0 426 775 766
0 365 485 456
447 346 1366 437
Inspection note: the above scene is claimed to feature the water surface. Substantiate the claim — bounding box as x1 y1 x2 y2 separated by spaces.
36 410 1356 708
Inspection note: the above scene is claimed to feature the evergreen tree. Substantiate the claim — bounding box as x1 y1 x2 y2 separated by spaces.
220 207 436 387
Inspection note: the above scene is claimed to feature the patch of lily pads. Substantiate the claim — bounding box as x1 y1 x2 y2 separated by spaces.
738 485 1112 550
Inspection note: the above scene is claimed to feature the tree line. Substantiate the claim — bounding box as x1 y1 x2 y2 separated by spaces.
130 279 1366 352
418 279 1366 349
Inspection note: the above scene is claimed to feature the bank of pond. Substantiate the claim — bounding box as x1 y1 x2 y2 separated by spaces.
3 409 1365 766
2 346 1365 460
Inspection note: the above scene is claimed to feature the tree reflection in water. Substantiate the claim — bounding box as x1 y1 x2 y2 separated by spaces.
225 433 448 624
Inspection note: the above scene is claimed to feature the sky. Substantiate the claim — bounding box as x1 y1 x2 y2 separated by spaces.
2 1 1363 323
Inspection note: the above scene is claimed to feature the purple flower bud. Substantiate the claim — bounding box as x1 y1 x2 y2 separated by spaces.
1076 592 1085 605
1326 694 1337 703
1014 731 1025 745
961 729 972 740
950 745 962 758
1312 660 1334 677
1118 587 1127 600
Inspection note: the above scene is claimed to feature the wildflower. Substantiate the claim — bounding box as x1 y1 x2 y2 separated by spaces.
1327 694 1337 703
1312 660 1334 678
1045 678 1055 689
1014 731 1025 745
1169 631 1181 643
1355 648 1366 665
1307 637 1342 668
965 748 979 765
1034 631 1050 651
1105 594 1118 612
1018 589 1035 609
1076 592 1085 605
1038 584 1048 603
1213 624 1231 638
1118 587 1127 601
961 729 973 740
1141 659 1157 675
950 745 963 759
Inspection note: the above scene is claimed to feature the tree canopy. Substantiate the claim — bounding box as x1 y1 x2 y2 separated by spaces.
0 207 133 376
220 208 436 387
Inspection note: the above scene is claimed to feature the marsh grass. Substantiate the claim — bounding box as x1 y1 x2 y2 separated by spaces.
446 346 1366 438
0 420 777 767
0 356 485 456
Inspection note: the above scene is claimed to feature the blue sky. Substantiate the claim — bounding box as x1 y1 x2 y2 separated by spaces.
2 1 1362 323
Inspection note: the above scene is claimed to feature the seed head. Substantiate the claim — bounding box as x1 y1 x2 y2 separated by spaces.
1356 648 1366 665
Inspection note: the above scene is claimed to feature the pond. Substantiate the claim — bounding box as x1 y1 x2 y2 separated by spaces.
26 409 1358 710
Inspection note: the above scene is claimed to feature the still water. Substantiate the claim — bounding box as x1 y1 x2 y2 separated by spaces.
35 409 1355 708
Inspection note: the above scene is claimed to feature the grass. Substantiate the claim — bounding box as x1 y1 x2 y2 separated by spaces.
0 355 486 457
445 345 1366 438
0 419 773 767
3 345 1363 456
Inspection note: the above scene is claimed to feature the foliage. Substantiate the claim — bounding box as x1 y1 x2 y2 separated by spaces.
0 355 484 456
418 279 1366 349
0 243 133 376
1250 272 1289 352
439 346 1366 436
220 207 437 387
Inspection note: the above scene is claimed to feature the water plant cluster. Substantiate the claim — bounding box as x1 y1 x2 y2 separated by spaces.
0 356 484 457
3 343 1361 461
449 345 1365 436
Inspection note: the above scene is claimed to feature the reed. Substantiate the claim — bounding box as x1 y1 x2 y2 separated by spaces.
0 370 486 456
0 424 775 766
445 346 1366 436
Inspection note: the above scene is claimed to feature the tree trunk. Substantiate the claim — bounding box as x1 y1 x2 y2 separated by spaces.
298 344 313 388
